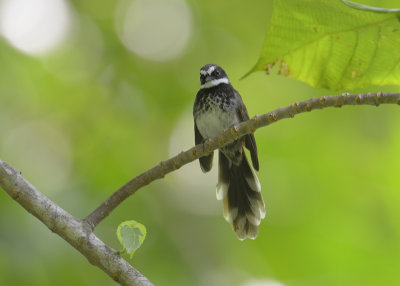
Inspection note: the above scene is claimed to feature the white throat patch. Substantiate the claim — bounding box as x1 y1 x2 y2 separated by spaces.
200 77 229 89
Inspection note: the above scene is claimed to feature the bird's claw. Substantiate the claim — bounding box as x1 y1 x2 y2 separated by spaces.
201 138 210 153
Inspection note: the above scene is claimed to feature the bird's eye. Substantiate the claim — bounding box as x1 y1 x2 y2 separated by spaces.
214 70 220 76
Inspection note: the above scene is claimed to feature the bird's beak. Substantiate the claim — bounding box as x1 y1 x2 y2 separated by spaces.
205 75 212 82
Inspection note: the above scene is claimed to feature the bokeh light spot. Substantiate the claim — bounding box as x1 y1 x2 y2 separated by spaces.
2 121 72 194
167 108 219 216
115 0 193 61
0 0 72 55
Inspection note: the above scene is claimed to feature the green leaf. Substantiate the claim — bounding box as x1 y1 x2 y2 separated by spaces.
116 220 147 259
248 0 400 90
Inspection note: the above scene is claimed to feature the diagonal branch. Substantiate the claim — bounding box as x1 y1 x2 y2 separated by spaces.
0 160 154 286
85 92 400 228
1 92 399 285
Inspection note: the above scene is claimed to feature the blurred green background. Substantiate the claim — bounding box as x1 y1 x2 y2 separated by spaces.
0 0 400 285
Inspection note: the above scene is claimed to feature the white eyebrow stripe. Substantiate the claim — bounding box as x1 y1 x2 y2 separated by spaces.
200 65 217 76
200 77 229 89
206 65 216 75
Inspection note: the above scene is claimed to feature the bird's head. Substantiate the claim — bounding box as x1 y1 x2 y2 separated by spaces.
200 64 230 89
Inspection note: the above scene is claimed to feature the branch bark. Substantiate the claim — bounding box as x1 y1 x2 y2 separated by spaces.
85 92 400 228
1 92 399 285
0 160 154 286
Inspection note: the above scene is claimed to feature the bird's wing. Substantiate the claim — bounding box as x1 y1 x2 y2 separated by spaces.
234 90 259 171
194 120 214 173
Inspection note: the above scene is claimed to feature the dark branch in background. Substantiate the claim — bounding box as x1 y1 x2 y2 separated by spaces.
0 160 154 286
85 92 400 229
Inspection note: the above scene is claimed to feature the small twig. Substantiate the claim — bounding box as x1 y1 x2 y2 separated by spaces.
85 92 400 229
0 160 154 286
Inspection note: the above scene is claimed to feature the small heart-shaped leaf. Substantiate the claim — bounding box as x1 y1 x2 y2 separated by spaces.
117 220 147 259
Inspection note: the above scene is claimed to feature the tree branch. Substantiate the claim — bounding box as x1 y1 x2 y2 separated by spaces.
1 92 399 285
85 92 400 228
0 160 154 286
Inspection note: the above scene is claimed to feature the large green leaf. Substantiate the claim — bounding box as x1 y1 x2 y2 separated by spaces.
248 0 400 90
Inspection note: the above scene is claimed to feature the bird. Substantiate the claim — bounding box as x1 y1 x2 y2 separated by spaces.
193 63 266 240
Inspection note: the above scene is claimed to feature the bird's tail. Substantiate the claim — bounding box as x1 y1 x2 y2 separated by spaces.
217 150 266 240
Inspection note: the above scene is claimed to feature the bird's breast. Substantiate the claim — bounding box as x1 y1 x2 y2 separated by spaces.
195 94 239 139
